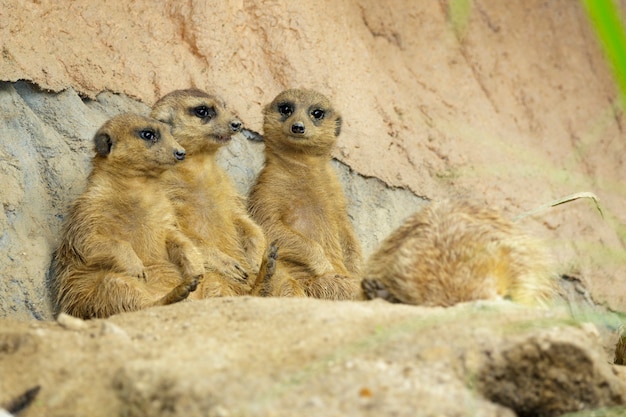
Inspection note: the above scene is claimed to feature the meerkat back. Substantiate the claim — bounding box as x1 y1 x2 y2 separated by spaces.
361 199 555 307
248 89 363 300
53 113 204 318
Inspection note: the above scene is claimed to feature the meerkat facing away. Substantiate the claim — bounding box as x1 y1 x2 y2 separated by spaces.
247 89 363 300
53 113 205 319
151 89 274 297
361 199 556 307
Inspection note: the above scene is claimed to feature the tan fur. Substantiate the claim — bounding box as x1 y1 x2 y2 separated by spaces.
361 199 556 307
53 113 205 319
247 89 363 300
151 89 272 297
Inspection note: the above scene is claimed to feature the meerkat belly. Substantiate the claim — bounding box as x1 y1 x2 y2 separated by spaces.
109 191 173 263
286 191 341 249
175 182 242 255
288 203 332 240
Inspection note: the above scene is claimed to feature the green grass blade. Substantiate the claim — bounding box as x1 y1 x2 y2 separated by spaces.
581 0 626 110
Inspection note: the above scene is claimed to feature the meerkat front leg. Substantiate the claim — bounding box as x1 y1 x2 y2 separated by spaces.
339 224 363 276
165 230 205 281
272 226 335 276
87 237 147 280
233 214 267 271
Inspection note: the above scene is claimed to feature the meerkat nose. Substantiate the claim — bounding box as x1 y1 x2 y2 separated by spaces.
173 148 186 161
229 120 242 132
291 122 305 134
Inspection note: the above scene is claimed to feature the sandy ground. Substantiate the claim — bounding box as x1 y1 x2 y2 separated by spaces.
1 296 625 416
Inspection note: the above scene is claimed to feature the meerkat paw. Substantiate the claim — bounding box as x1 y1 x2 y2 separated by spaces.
126 264 147 281
117 250 148 281
361 279 401 303
183 260 205 282
157 278 198 306
219 262 248 284
197 275 248 297
264 240 279 278
186 276 199 293
251 241 279 296
311 257 335 277
302 274 359 300
205 253 249 284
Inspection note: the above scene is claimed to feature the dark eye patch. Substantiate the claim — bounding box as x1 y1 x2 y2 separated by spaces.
311 108 325 120
138 128 159 144
277 102 294 117
193 105 217 120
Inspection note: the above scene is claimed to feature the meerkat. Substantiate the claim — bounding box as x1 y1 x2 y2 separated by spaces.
361 199 556 307
151 89 274 297
53 113 205 319
247 88 363 300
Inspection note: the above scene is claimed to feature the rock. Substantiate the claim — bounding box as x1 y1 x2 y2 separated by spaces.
477 327 626 416
56 313 88 331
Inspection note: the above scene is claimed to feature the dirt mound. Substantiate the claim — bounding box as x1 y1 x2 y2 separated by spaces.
1 298 624 417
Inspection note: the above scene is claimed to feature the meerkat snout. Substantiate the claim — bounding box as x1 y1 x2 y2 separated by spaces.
173 148 186 161
291 122 305 134
229 119 242 132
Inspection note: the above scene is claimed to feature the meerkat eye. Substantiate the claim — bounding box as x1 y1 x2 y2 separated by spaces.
139 129 158 143
193 106 216 120
277 103 293 117
311 109 325 120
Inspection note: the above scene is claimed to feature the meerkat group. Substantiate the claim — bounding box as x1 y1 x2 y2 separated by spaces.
54 87 556 318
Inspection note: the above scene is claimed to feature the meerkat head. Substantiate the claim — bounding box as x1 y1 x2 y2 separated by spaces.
151 89 242 154
263 89 342 155
92 113 186 177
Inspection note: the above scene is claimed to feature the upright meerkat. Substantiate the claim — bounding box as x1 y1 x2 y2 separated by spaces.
53 113 205 319
151 89 273 297
247 88 363 299
361 199 556 307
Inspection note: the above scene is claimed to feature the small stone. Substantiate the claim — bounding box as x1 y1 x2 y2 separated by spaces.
100 322 130 339
56 313 88 331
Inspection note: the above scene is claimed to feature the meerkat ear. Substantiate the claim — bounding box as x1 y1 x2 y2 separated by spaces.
151 105 174 125
94 133 113 156
334 116 342 137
